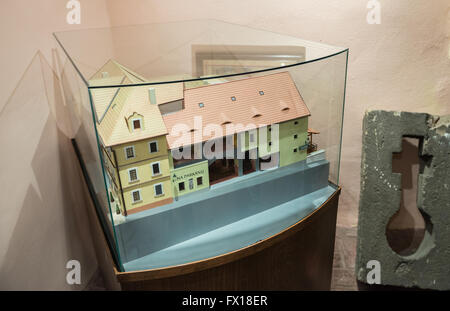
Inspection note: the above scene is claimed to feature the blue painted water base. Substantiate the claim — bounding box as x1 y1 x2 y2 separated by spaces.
116 159 334 271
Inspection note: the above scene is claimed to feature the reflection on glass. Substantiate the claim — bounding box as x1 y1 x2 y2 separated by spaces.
55 20 348 272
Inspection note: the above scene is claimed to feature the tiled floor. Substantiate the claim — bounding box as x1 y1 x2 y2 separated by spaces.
84 270 106 291
331 226 358 290
330 191 359 291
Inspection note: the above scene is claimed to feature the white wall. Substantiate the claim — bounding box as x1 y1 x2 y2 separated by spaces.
0 0 112 290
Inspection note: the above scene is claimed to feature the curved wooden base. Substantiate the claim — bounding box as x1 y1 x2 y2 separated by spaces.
115 187 341 291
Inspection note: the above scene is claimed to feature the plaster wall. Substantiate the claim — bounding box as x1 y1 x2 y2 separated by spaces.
0 0 114 290
172 160 210 197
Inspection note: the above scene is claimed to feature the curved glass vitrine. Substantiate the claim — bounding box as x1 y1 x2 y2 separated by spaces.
54 20 348 272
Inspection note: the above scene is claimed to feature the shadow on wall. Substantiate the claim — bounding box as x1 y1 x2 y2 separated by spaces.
0 52 98 290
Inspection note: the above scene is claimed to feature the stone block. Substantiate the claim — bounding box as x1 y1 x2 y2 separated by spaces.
356 110 450 290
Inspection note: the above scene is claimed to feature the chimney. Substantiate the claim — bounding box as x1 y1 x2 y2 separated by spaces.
148 87 157 105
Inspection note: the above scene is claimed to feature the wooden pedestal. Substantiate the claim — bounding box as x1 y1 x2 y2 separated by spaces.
114 188 340 291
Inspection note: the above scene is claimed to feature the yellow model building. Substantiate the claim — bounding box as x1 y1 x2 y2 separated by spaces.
91 61 182 215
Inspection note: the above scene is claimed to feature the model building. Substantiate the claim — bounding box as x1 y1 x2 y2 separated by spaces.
90 60 314 216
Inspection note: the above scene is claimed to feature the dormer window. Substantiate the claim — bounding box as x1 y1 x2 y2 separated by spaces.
128 113 144 132
251 106 262 118
280 101 290 111
220 112 232 125
132 118 142 130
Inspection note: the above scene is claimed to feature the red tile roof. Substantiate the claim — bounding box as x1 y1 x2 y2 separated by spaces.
163 72 310 149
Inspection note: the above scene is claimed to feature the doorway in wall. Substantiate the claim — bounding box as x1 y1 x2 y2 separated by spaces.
209 159 237 185
260 152 279 170
243 150 256 175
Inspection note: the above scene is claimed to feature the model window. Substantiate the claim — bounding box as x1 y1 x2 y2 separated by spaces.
154 183 163 196
231 96 236 101
125 146 135 159
259 91 264 95
293 148 298 153
197 177 203 186
132 190 141 203
269 142 272 146
294 134 298 139
294 121 299 125
151 162 161 175
128 168 138 182
249 133 255 143
189 178 194 190
132 119 141 130
198 102 204 108
149 141 158 153
179 182 185 191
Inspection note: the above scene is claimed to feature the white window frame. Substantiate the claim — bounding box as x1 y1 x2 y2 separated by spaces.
154 183 164 197
131 189 142 203
128 167 139 182
131 117 142 131
148 140 159 154
124 146 135 160
151 161 161 176
249 133 255 143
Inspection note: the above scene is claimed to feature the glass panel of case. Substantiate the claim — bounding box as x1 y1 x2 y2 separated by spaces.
55 20 348 272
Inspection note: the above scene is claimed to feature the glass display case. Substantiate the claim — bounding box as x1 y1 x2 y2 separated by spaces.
54 20 348 272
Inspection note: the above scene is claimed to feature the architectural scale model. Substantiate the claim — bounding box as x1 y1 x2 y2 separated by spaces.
90 60 317 216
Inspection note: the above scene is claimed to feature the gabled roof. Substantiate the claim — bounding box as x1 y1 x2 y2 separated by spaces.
162 72 310 149
89 61 310 149
97 86 169 147
89 60 183 147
